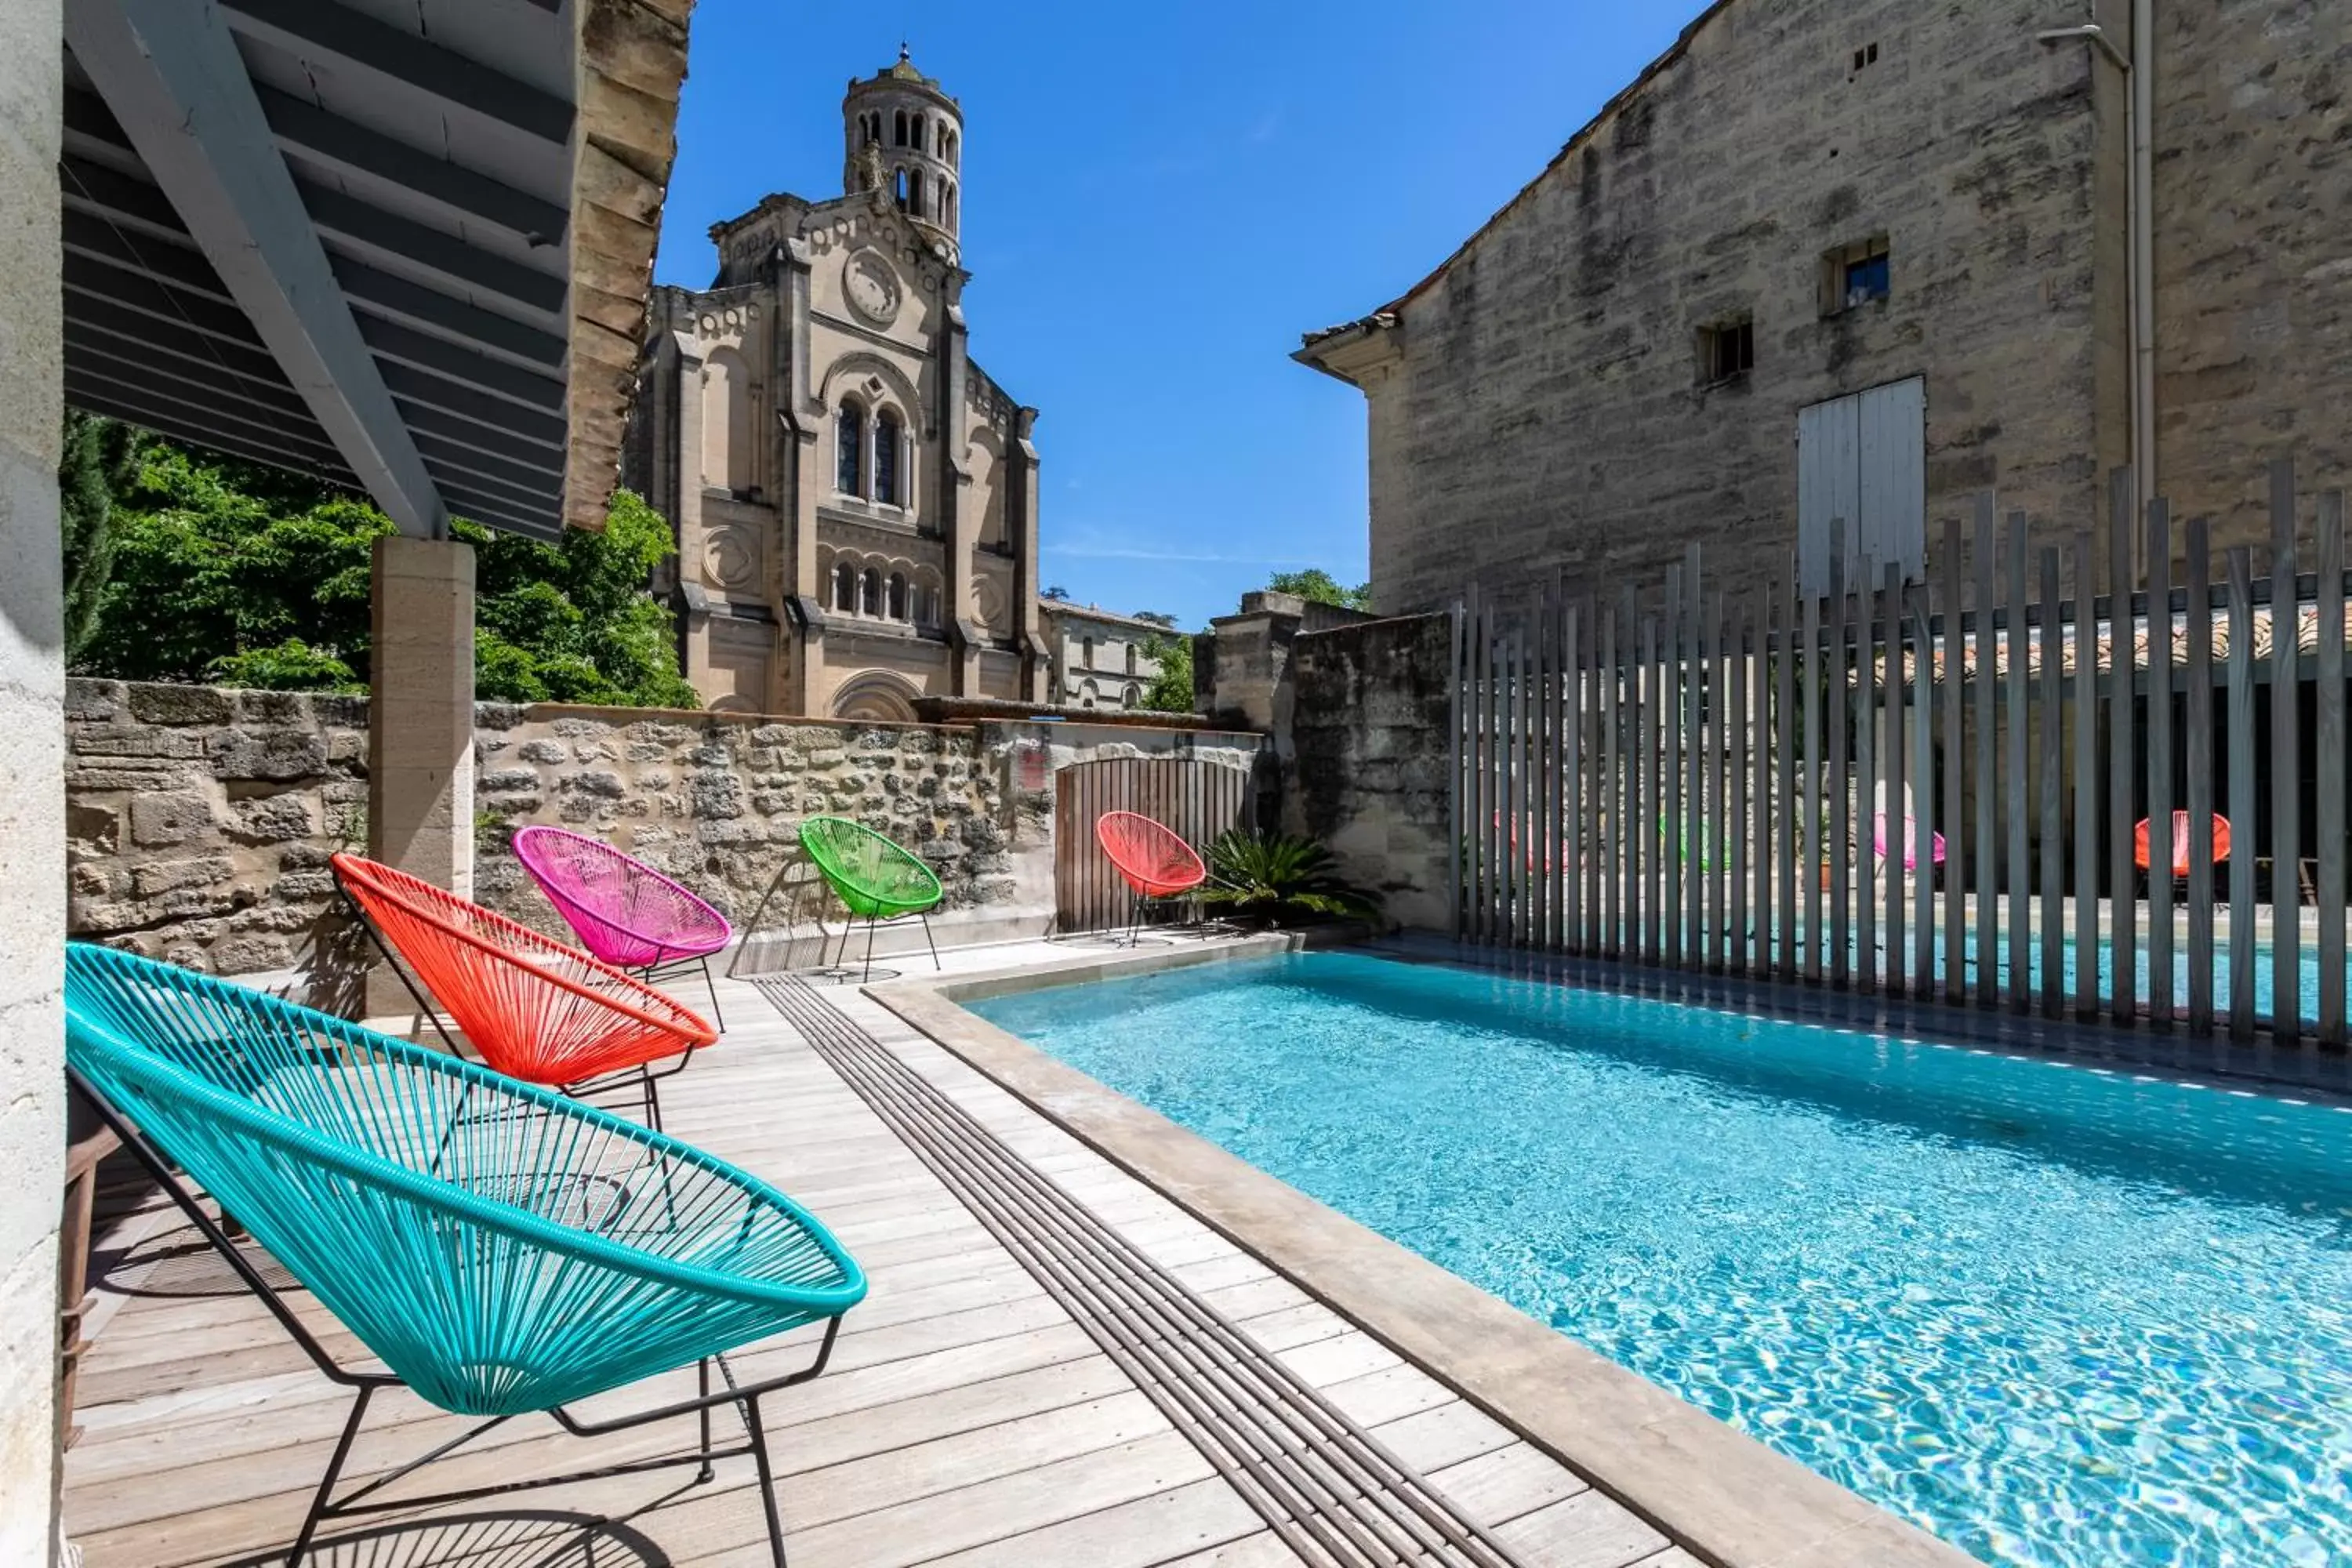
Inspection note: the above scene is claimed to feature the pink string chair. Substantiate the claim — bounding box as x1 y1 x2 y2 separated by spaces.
513 826 733 1029
1871 814 1948 873
1095 811 1209 946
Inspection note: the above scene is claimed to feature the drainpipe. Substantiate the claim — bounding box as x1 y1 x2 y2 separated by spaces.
2039 10 2155 556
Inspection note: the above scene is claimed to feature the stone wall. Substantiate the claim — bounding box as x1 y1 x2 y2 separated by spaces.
1285 615 1457 933
64 681 1269 999
1330 0 2118 617
65 681 371 1004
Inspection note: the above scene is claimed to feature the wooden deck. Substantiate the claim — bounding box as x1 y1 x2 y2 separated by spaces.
63 950 1696 1568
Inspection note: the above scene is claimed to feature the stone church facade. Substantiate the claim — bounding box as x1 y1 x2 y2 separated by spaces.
626 50 1048 719
1299 0 2350 615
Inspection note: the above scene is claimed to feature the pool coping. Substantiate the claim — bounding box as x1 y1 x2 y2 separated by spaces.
866 937 1980 1568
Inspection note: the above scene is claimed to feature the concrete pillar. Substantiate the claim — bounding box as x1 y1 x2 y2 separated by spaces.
0 0 67 1557
367 537 475 1008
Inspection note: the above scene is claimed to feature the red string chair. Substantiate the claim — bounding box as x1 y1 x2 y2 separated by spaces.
332 853 716 1127
1094 811 1209 946
2136 811 2234 882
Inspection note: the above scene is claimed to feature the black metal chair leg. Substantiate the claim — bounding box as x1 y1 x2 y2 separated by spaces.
701 954 726 1031
742 1391 789 1568
696 1358 716 1485
861 914 880 983
920 913 941 971
289 1385 373 1566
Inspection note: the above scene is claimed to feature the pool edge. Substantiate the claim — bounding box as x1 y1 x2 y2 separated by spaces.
866 943 1978 1568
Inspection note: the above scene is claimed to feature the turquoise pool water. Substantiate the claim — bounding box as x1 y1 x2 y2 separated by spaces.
974 953 2352 1567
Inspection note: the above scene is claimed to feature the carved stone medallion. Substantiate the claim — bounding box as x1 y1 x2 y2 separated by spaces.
843 249 902 327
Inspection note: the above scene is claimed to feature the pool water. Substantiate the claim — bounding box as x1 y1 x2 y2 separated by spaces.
973 953 2352 1567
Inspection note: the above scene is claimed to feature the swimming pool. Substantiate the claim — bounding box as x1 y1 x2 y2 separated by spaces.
972 953 2352 1567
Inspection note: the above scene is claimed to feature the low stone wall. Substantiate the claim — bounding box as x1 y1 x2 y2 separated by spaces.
1284 614 1456 931
64 680 1269 1002
66 681 371 996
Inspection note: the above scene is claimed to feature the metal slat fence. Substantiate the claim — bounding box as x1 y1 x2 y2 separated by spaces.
1452 461 2352 1046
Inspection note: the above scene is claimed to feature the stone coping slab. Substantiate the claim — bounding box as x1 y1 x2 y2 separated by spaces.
866 939 1976 1568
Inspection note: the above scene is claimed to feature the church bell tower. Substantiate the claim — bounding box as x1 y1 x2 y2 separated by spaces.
843 46 962 264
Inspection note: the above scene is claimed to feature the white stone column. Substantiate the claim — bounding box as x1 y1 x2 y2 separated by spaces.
0 0 66 1557
366 537 475 1011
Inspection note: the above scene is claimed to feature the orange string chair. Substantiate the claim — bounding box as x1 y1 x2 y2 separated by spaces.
2136 811 2234 882
333 853 716 1127
1094 811 1209 946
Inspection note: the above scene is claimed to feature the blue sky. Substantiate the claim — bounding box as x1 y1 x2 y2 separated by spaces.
655 1 1705 630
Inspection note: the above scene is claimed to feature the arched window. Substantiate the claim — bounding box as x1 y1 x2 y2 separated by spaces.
1125 644 1139 675
913 114 926 153
913 172 927 220
945 130 957 167
835 402 864 495
891 167 909 210
1122 686 1140 710
887 573 909 620
942 186 956 228
833 561 856 612
1081 636 1095 670
874 409 902 506
861 568 881 617
893 110 908 147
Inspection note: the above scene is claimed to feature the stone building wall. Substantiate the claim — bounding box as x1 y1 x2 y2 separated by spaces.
2152 1 2352 533
1311 0 2121 617
1284 614 1457 934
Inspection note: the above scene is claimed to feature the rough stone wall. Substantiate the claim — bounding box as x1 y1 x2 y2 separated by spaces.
2154 0 2352 539
469 704 1007 939
1287 615 1457 933
1356 0 2116 615
64 681 371 1001
64 686 1275 993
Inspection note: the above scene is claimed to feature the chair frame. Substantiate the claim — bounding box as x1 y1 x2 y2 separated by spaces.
335 864 709 1132
69 1065 837 1568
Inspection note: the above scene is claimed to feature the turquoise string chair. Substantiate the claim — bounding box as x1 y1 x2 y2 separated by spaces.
64 943 865 1566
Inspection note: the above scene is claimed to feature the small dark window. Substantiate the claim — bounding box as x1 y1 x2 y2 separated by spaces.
1845 250 1891 307
833 561 856 612
893 111 908 147
1699 318 1755 386
891 167 909 209
874 409 902 505
861 568 881 617
887 573 909 620
1821 236 1892 314
835 403 864 495
1852 42 1880 71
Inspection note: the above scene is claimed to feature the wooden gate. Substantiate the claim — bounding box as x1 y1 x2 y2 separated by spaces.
1053 756 1254 934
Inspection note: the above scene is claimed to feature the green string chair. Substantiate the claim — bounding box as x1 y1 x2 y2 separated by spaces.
64 942 865 1566
797 815 944 982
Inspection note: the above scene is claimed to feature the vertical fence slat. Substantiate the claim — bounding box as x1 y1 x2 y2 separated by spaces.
1910 587 1929 992
2108 471 2138 1022
1830 557 1852 988
1642 614 1662 966
2271 459 2302 1043
1479 594 1497 945
1974 495 1998 1006
2185 520 2216 1035
1857 564 1878 993
1693 552 1712 968
1581 598 1599 954
1802 582 1823 982
1777 573 1797 977
1511 626 1529 946
2005 515 2030 1013
1940 523 1966 1003
2073 531 2101 1021
2316 494 2346 1047
1886 560 1908 993
1562 597 1580 953
2228 546 2259 1040
2040 547 2066 1013
1711 592 1730 972
1600 600 1617 956
1664 568 1684 969
1731 597 1751 973
2147 499 2175 1024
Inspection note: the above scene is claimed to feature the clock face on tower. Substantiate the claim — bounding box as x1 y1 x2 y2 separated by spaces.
844 249 902 327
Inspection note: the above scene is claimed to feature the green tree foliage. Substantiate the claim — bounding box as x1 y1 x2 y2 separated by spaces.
1131 609 1178 629
76 441 699 709
57 412 149 664
1265 568 1371 612
1139 630 1194 713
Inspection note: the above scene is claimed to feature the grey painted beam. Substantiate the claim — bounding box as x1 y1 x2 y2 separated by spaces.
354 314 564 413
376 361 567 446
64 372 358 481
258 84 568 244
67 329 314 423
62 248 269 344
220 0 573 145
67 0 449 538
300 182 566 315
331 254 567 368
62 291 289 383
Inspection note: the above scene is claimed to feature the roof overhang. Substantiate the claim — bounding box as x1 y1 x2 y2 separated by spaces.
58 0 691 540
1293 312 1401 389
